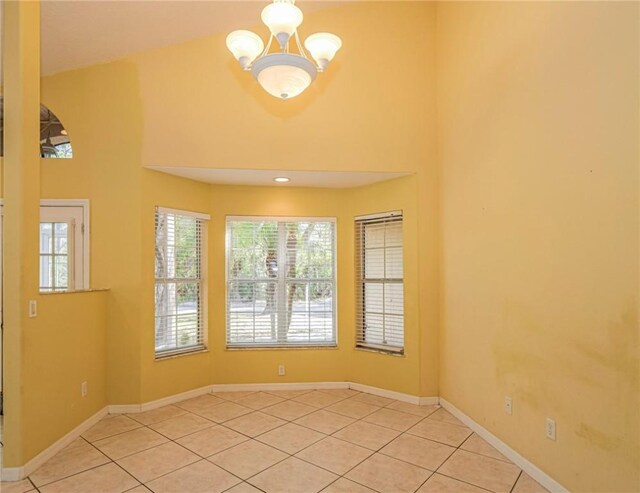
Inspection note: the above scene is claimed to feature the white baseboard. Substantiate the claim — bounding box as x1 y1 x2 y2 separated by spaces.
108 385 214 414
439 398 569 493
0 406 108 482
418 396 440 406
210 381 349 392
348 382 438 406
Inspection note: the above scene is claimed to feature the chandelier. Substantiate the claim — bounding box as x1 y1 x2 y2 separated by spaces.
225 0 342 100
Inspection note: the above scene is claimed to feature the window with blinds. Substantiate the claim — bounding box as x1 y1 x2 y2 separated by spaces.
155 207 209 358
226 217 336 348
355 211 404 353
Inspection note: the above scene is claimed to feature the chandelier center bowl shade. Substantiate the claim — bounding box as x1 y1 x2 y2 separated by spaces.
226 0 342 100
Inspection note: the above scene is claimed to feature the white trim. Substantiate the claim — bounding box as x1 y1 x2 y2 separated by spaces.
418 396 440 406
211 381 349 393
0 406 108 481
109 385 214 414
156 206 210 221
226 215 337 223
439 398 569 493
348 382 429 405
355 210 402 222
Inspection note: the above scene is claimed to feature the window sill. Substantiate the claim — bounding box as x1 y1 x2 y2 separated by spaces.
226 345 338 352
39 288 110 295
355 345 405 357
155 347 209 361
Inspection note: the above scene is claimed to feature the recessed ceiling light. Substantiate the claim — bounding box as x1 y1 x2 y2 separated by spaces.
273 177 290 183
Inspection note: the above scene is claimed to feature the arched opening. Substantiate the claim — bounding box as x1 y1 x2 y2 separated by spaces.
0 97 73 158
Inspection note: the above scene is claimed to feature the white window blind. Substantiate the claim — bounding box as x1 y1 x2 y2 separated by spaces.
226 217 336 347
155 207 208 357
355 211 404 353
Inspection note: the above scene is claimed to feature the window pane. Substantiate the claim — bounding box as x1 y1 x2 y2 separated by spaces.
40 255 52 290
40 223 52 254
54 223 68 254
155 210 206 356
227 219 336 347
54 255 68 290
356 215 404 352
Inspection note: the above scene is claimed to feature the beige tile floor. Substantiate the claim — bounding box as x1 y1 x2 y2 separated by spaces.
0 389 551 493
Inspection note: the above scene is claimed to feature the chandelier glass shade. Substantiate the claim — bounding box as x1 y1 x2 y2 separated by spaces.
226 0 342 100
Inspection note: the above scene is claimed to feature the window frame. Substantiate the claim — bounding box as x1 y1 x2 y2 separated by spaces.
40 200 90 292
225 215 338 349
154 206 209 359
355 210 405 355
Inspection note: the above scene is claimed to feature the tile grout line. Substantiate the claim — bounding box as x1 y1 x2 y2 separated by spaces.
21 390 531 493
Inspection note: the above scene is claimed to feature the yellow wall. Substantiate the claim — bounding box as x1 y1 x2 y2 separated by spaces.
29 1 439 409
437 2 639 492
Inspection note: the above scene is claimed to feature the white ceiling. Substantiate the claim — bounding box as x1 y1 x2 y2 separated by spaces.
0 0 345 77
146 166 411 189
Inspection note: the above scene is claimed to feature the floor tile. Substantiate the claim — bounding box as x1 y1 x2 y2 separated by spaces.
261 400 317 421
196 402 253 423
148 412 215 439
296 436 373 475
116 442 200 483
82 415 143 442
248 457 337 493
235 392 286 410
416 473 490 493
438 449 521 492
427 408 466 427
176 425 249 458
407 418 472 447
224 412 286 438
256 422 325 454
124 487 152 493
30 438 110 486
321 477 377 493
293 391 347 408
146 459 241 493
0 478 36 493
263 389 313 399
174 395 226 414
224 482 264 493
385 401 439 417
349 393 395 407
208 440 287 479
93 427 169 460
380 434 455 471
461 433 510 462
317 388 361 399
211 391 256 401
294 409 356 435
345 453 431 493
325 399 381 419
38 462 138 493
127 405 187 426
332 421 400 450
512 472 550 493
362 408 423 432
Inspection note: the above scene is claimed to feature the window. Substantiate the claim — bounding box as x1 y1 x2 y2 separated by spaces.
39 201 88 292
355 211 404 353
226 217 336 348
154 207 209 357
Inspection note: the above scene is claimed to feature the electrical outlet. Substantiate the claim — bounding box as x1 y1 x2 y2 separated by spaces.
504 396 513 415
278 364 285 376
28 300 37 318
545 418 556 440
81 381 88 397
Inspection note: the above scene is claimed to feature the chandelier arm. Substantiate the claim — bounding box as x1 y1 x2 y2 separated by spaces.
261 34 274 59
294 31 310 61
